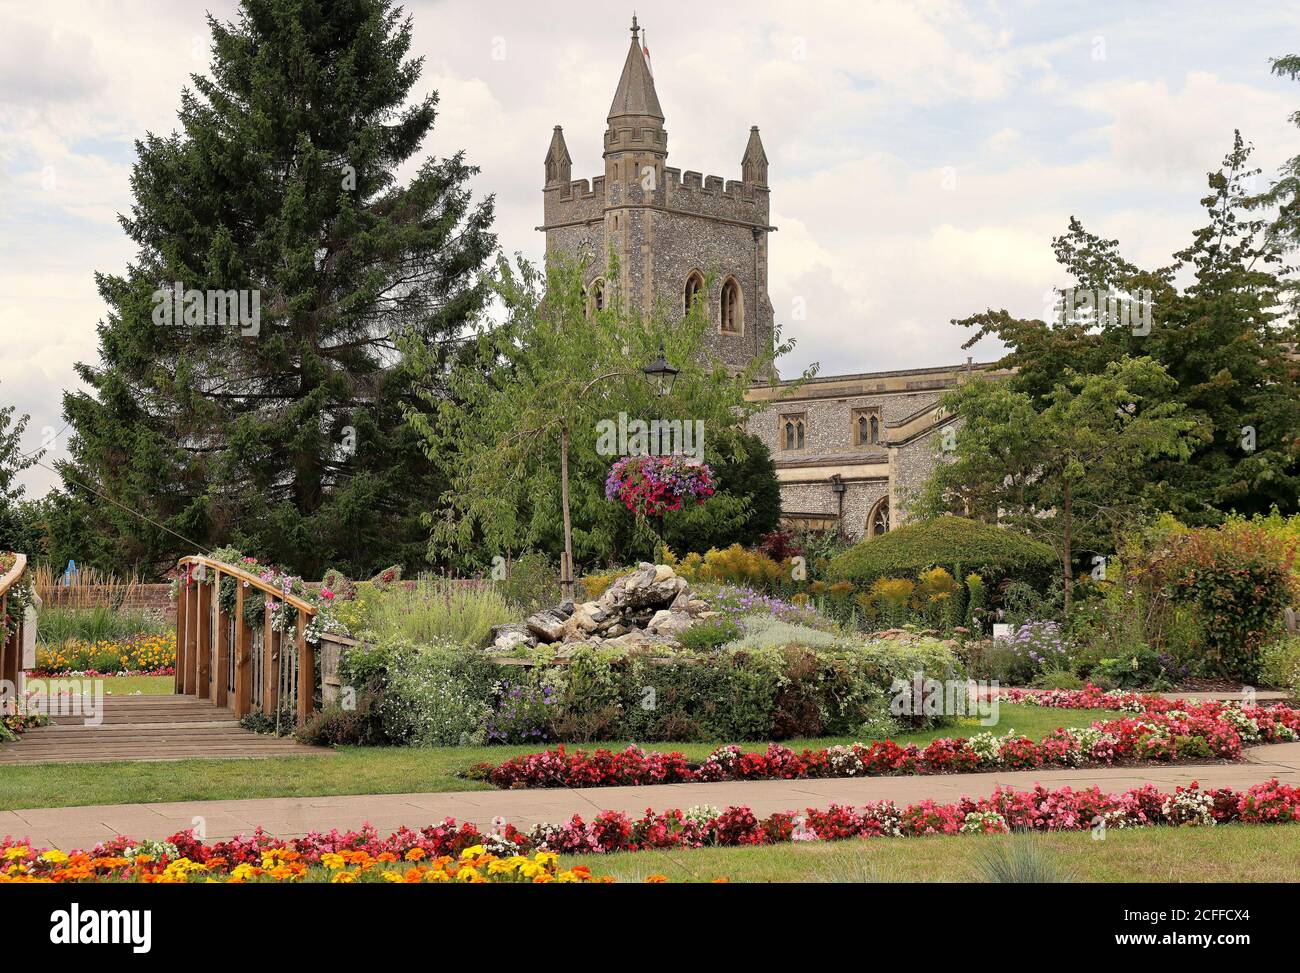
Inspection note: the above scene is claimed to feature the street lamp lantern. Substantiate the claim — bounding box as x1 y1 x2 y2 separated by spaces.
642 341 679 396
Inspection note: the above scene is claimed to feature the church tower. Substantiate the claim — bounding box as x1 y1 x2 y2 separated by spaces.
540 17 775 371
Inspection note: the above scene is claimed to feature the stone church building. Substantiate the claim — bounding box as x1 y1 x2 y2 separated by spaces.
541 20 1005 539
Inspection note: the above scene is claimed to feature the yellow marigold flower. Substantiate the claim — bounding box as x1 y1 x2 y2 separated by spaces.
41 850 69 864
3 847 30 861
533 851 558 868
459 844 485 860
331 870 358 884
380 870 404 883
320 853 345 870
456 866 480 882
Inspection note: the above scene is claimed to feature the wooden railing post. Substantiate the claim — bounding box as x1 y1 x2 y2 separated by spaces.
182 579 197 696
296 612 314 724
196 576 212 700
233 582 251 717
213 570 229 708
174 573 188 695
1 594 13 714
263 601 278 716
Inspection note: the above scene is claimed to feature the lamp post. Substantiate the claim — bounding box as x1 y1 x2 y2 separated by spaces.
642 341 679 396
557 342 679 604
830 474 846 536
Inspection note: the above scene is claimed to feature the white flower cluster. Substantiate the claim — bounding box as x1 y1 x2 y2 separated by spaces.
1066 727 1118 765
825 745 865 777
304 612 348 645
1161 789 1217 827
482 826 524 857
864 804 903 837
966 730 1015 764
1219 705 1262 743
960 810 1008 834
122 839 180 861
684 805 720 825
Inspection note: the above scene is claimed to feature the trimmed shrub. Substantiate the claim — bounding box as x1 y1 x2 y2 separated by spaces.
828 516 1056 590
1159 525 1298 680
334 631 963 745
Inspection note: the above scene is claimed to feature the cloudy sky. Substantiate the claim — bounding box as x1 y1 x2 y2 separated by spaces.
2 0 1298 495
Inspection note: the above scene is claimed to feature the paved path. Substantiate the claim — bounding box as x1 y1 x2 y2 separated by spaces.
6 743 1300 851
0 696 327 765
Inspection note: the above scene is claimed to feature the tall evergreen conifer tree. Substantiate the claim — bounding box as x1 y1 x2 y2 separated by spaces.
60 0 495 576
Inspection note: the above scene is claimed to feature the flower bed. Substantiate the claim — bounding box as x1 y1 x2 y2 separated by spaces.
34 632 177 676
6 779 1296 879
0 833 611 884
474 690 1300 789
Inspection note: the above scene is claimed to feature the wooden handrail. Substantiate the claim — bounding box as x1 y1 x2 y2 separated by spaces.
1 553 30 707
177 555 318 616
176 554 320 722
0 553 28 601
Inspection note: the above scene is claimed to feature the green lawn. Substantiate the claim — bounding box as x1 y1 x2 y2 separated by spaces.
26 675 175 696
0 703 1120 811
565 824 1300 883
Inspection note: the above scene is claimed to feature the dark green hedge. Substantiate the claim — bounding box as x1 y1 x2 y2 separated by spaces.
827 515 1057 588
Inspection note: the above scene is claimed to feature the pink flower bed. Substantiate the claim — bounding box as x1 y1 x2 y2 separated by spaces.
8 780 1295 866
477 689 1300 790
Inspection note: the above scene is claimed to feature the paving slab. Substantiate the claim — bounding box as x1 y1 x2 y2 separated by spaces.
6 743 1300 849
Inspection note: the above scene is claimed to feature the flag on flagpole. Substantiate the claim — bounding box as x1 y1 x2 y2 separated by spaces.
642 29 653 78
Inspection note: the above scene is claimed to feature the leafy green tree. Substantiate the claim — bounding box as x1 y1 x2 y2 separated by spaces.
0 388 41 552
663 430 782 555
59 0 495 578
918 357 1197 614
406 255 799 574
958 136 1299 523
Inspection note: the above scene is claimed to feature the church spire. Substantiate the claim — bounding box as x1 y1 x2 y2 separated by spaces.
608 15 663 122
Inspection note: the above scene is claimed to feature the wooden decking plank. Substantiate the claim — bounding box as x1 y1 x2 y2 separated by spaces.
0 692 332 764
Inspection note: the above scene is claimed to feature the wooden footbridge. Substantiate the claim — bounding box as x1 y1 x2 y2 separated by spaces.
0 554 338 765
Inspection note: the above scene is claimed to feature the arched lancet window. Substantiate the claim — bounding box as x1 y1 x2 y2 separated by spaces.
782 413 806 451
684 271 705 317
589 277 606 313
869 497 890 537
720 278 743 334
854 409 882 446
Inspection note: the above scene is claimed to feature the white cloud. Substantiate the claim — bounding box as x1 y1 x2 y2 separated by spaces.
2 0 1297 498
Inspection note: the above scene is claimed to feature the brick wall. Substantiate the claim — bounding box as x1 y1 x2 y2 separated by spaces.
40 584 175 619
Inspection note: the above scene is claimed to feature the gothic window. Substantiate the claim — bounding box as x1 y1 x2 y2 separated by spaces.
684 271 705 317
853 408 882 446
590 277 606 313
721 277 743 334
869 497 890 537
781 413 806 451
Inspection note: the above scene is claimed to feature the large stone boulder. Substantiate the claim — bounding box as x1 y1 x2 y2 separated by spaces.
491 563 708 654
491 623 537 652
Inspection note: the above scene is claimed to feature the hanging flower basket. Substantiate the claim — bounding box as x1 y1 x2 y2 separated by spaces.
605 454 715 517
